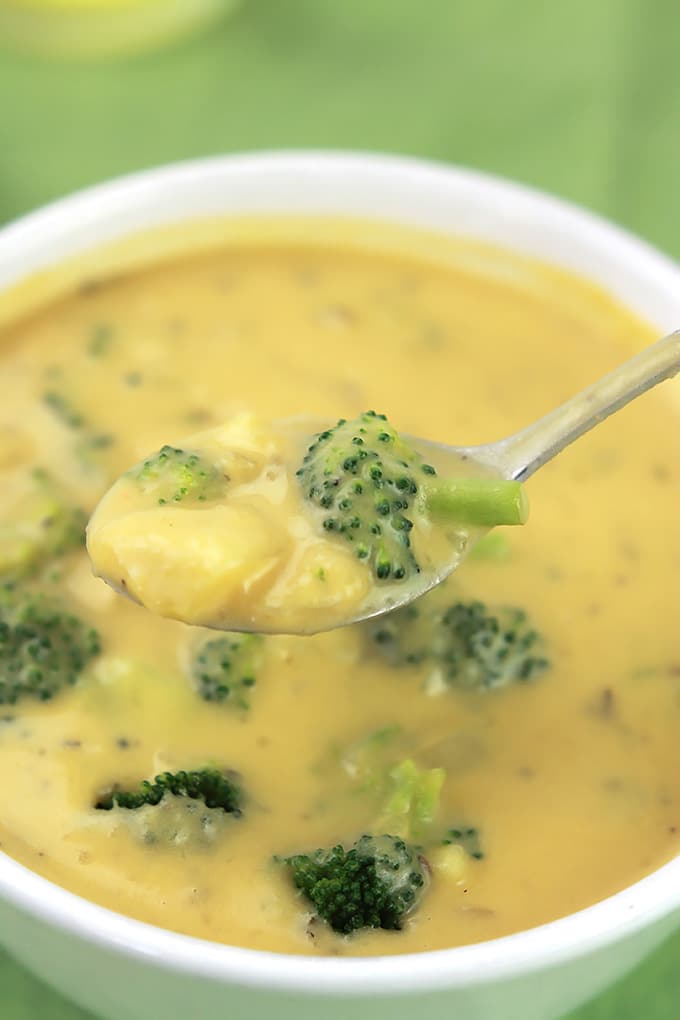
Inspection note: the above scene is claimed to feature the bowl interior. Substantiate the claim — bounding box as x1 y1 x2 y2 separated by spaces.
0 151 679 993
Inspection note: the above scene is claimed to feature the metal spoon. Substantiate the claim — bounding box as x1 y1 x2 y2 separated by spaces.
302 327 680 631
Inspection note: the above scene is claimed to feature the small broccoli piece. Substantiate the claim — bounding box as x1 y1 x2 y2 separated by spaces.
95 768 243 848
132 445 228 505
75 432 116 474
430 824 484 881
297 411 527 583
436 601 549 690
42 389 116 475
0 469 87 579
443 825 484 860
190 632 263 709
281 834 428 935
95 767 242 814
87 323 115 358
370 596 549 691
336 733 447 840
0 584 101 704
43 390 86 429
376 759 446 841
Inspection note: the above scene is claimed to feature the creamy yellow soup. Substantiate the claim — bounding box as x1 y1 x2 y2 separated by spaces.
0 222 679 957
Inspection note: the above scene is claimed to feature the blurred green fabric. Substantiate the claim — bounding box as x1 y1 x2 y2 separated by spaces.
0 1 678 1017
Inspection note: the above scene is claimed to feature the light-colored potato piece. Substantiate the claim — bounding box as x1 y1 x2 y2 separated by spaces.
87 503 290 627
262 539 372 631
190 412 286 464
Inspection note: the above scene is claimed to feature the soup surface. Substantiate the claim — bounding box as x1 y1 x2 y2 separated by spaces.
0 222 678 956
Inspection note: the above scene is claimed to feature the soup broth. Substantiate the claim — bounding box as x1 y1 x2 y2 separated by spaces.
0 223 678 956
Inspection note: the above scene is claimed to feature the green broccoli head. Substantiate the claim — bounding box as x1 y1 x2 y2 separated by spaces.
296 410 529 587
95 767 242 814
296 411 436 583
190 632 263 710
0 469 87 579
370 596 549 691
438 601 549 689
132 445 228 506
0 584 101 704
95 768 243 848
282 834 428 935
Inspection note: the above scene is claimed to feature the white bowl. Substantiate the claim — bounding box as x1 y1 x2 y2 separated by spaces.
0 153 678 1020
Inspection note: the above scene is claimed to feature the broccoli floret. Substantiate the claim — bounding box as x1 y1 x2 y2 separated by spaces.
0 584 101 704
190 632 263 709
337 728 446 840
376 759 446 841
132 445 228 506
95 768 243 848
281 834 428 935
297 411 429 582
297 411 527 583
435 601 549 689
370 596 549 691
0 469 86 579
95 767 242 814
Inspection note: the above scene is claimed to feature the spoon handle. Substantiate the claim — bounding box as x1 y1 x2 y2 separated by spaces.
482 329 680 481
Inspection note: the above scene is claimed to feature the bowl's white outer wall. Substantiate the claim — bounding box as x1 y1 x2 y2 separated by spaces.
0 153 679 1020
0 889 678 1020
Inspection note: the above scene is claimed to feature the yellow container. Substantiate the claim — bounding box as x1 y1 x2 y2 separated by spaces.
0 0 241 58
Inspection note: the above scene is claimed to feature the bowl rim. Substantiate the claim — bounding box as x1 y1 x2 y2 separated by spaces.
0 149 679 995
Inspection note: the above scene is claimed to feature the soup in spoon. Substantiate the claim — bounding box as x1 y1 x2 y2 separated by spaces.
86 410 527 633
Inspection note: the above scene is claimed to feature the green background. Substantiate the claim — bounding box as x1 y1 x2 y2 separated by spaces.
0 1 679 1016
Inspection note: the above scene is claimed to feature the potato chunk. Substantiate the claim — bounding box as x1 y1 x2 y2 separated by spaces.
88 504 289 627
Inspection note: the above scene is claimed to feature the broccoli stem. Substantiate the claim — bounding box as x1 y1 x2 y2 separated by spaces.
424 477 528 527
